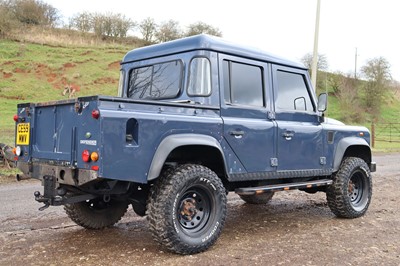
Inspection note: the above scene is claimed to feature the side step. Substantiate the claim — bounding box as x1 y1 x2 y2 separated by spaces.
235 179 333 196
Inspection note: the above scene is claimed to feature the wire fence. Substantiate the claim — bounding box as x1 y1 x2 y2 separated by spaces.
371 123 400 149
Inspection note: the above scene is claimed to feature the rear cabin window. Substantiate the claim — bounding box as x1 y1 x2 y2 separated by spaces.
128 60 182 100
223 60 264 107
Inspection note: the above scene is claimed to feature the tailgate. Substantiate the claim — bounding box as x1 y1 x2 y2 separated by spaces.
15 97 100 166
33 103 76 161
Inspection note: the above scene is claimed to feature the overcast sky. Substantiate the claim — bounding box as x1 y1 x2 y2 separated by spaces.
45 0 400 81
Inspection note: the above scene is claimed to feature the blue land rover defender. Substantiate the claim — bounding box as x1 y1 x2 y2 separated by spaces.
14 35 376 254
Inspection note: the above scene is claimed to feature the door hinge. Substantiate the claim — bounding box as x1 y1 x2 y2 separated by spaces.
270 158 278 167
267 111 275 120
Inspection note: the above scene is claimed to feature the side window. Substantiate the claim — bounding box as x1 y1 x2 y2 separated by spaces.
187 57 211 96
128 60 182 100
275 71 314 111
117 69 124 97
223 60 264 107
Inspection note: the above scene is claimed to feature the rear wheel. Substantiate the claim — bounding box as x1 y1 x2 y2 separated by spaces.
64 196 129 229
239 192 274 204
147 164 227 254
327 157 372 218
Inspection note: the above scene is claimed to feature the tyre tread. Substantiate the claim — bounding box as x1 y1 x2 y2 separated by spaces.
147 164 227 254
327 157 372 218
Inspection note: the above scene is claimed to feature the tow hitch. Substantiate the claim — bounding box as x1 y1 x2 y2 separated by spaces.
34 175 96 211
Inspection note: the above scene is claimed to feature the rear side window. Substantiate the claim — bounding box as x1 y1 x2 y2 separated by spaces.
187 57 211 96
223 60 264 107
117 70 124 97
128 60 182 99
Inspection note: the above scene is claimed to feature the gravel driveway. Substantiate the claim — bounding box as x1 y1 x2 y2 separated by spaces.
0 153 399 265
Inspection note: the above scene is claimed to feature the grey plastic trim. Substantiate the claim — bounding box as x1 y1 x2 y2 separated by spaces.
147 134 224 180
333 137 370 172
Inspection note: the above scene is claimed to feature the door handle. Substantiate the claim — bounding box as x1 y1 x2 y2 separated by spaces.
282 131 294 140
230 130 244 139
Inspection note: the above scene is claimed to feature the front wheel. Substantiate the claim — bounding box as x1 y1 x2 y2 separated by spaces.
326 157 372 218
147 164 227 254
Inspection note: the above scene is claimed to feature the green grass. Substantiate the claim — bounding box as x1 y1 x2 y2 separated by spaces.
0 167 21 184
0 40 128 100
0 39 133 145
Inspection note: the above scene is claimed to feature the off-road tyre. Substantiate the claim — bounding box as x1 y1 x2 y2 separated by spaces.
327 157 372 218
147 164 227 255
239 192 274 204
64 197 129 229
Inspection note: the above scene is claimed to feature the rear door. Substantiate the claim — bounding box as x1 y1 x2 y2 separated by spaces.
272 65 325 172
220 55 277 174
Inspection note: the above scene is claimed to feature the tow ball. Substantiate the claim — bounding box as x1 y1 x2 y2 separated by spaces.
33 175 96 211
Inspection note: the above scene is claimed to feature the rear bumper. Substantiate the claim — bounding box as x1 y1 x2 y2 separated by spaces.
17 161 99 186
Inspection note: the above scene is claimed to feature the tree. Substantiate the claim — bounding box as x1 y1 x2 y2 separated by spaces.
361 57 392 119
139 17 157 42
112 13 135 38
74 12 135 38
154 20 181 43
0 2 14 37
5 0 59 27
41 1 58 27
69 12 92 33
92 13 105 38
300 53 328 71
185 21 222 37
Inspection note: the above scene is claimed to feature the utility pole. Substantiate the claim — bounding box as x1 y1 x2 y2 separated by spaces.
311 0 321 91
354 47 358 80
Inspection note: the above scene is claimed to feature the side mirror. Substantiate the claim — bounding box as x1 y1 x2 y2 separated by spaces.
317 93 327 112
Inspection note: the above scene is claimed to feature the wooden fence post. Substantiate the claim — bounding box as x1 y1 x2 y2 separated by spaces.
371 122 375 148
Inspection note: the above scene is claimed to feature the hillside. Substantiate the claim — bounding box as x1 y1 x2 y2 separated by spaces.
0 40 131 144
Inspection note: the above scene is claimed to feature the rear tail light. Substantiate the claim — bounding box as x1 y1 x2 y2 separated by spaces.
82 149 90 162
91 109 100 119
82 150 99 163
91 165 99 171
13 114 19 122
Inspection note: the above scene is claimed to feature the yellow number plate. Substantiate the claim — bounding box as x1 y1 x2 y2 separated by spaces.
16 123 30 145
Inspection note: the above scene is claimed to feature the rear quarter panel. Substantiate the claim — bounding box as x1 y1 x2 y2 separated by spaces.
98 100 223 183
